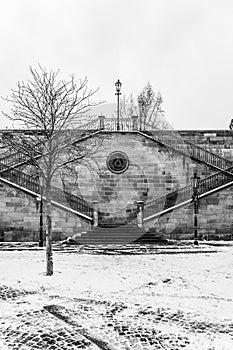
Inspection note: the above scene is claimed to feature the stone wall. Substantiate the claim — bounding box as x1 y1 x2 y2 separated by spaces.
0 184 91 242
68 132 201 226
143 130 233 240
143 189 233 241
180 130 233 159
0 129 233 241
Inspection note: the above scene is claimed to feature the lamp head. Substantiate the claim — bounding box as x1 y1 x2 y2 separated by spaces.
115 79 122 93
191 172 200 190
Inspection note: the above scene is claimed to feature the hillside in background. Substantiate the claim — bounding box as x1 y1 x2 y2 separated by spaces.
90 103 117 118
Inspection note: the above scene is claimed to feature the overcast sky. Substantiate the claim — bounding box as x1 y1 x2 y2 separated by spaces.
1 0 233 130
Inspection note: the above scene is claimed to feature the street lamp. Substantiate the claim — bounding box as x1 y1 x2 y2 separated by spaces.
229 119 233 241
191 171 200 245
136 201 144 228
115 79 122 131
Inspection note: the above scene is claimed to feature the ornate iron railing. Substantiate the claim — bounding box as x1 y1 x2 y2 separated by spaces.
103 118 133 131
144 166 233 219
1 118 231 174
0 151 33 168
79 116 233 171
0 163 94 219
1 117 233 222
146 128 233 170
0 137 96 219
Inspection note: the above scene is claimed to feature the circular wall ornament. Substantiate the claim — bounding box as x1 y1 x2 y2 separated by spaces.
106 151 129 174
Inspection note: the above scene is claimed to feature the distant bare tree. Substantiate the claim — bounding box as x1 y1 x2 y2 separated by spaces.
2 66 102 275
138 82 164 129
119 93 137 119
119 82 166 130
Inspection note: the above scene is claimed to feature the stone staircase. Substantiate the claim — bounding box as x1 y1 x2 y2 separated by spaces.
143 165 233 221
0 152 94 221
0 126 109 221
0 150 41 169
133 128 233 221
1 122 233 242
93 117 233 172
139 129 233 172
79 123 233 228
75 223 146 244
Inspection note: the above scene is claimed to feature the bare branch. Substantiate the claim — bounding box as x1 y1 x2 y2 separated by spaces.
1 65 103 276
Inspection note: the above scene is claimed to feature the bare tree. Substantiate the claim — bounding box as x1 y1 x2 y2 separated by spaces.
119 82 166 130
137 82 165 129
2 66 102 275
119 93 137 119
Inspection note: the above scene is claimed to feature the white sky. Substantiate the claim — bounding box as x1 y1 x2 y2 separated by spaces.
1 0 233 130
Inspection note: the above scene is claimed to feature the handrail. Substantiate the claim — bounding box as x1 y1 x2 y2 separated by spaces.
2 118 232 172
159 130 231 169
0 163 94 219
144 165 233 219
1 117 232 222
139 129 233 171
0 151 35 167
79 117 233 172
0 131 103 219
103 118 133 131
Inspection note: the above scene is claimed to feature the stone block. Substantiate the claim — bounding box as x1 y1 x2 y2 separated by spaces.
52 231 62 241
13 230 34 242
4 231 13 242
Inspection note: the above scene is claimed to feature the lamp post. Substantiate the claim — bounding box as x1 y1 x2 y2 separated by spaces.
115 79 122 131
191 171 200 245
229 119 233 240
138 98 144 131
136 200 144 228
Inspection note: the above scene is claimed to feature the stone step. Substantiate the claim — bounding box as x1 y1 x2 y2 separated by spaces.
75 224 146 244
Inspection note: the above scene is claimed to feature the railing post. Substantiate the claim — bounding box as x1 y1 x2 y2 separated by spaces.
137 200 144 228
131 115 138 131
99 115 105 130
92 200 99 227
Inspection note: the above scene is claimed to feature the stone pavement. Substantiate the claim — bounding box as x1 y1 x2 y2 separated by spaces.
0 243 233 349
1 287 233 349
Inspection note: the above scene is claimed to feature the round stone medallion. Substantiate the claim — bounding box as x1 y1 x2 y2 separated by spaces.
106 151 129 174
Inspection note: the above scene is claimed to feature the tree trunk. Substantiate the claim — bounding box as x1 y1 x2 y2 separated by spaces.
45 191 53 276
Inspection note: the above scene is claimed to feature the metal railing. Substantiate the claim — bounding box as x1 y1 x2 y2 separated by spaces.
0 138 96 219
78 116 233 171
144 165 233 219
0 163 94 219
0 151 37 168
103 118 133 131
1 117 233 222
147 128 233 170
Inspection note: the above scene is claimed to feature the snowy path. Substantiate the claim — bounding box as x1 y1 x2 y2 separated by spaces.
0 246 233 349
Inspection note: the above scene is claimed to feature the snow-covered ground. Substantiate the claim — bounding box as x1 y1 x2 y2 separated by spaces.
0 245 233 349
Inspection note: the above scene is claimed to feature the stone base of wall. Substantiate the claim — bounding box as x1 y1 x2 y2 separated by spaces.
1 229 70 242
0 185 92 242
